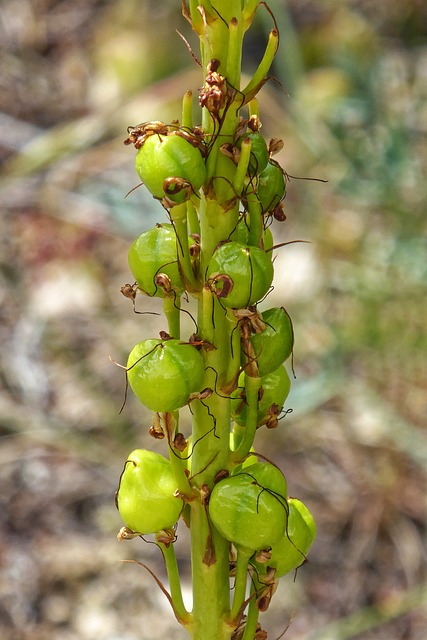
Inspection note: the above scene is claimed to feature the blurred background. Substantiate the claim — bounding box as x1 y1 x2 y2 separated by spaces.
1 0 426 638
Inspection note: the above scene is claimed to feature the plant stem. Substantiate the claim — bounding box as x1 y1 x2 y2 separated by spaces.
190 500 232 640
118 3 300 640
230 547 251 622
188 4 250 638
170 202 199 292
163 295 181 339
241 582 260 640
232 374 262 463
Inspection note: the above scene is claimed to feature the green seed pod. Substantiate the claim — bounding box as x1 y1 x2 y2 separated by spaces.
208 462 288 552
116 449 183 534
230 220 273 251
262 226 274 251
257 161 286 213
253 498 316 577
290 497 317 541
127 338 205 412
236 132 269 176
135 133 206 203
249 307 294 376
207 242 274 309
231 365 291 426
229 218 249 245
128 223 189 297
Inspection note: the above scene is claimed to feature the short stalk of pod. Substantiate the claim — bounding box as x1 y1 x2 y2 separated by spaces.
231 365 291 427
127 338 205 412
252 497 316 578
135 133 206 204
230 432 258 470
208 462 288 553
236 131 269 177
128 223 192 297
116 449 184 534
207 241 274 309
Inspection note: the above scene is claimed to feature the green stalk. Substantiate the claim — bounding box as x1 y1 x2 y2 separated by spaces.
230 547 251 622
241 582 261 640
187 200 200 236
225 311 242 391
226 16 243 90
188 4 265 638
241 29 279 101
187 5 245 637
242 0 259 29
170 202 199 292
232 374 262 464
190 501 232 640
233 137 252 195
182 90 194 129
163 295 181 339
158 537 192 627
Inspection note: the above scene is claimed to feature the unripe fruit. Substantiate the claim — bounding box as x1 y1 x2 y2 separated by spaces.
207 242 274 309
127 338 205 412
253 498 316 577
231 365 291 426
116 449 183 534
249 307 294 376
208 462 288 552
262 227 274 251
135 133 206 203
229 220 273 251
230 218 249 245
257 161 286 212
128 223 189 297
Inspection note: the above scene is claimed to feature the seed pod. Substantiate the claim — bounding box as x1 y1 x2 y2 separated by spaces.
249 307 294 376
262 227 274 251
116 449 183 534
207 242 273 309
135 133 206 203
230 218 249 245
252 498 316 577
231 365 291 427
257 161 286 213
127 338 205 412
128 223 190 297
208 462 288 552
230 220 273 251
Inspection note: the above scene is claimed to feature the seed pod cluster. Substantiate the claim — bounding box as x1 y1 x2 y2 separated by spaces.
117 28 317 628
